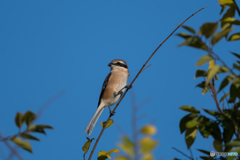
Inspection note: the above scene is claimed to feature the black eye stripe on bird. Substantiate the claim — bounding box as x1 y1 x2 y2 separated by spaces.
85 59 130 136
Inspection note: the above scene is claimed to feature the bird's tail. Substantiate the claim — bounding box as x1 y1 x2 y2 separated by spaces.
85 106 104 136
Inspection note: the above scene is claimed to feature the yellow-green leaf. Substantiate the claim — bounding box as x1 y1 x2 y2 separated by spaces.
208 60 215 69
82 137 95 154
140 124 157 135
211 28 233 45
139 137 158 153
15 112 24 129
98 151 110 160
107 148 121 155
185 128 197 149
206 65 221 85
195 55 213 66
117 136 134 156
101 119 114 128
11 136 32 153
142 153 154 160
202 86 208 95
221 17 240 25
228 33 240 41
115 156 130 160
186 117 199 128
219 0 234 5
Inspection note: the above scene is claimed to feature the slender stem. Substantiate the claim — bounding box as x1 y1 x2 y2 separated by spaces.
130 89 138 160
172 147 193 160
87 7 208 160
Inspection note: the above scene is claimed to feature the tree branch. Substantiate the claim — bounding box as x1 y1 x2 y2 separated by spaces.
87 6 208 160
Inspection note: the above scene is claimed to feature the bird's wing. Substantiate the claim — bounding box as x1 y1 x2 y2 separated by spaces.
97 72 111 107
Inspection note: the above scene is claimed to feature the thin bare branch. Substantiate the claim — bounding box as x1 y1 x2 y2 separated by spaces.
35 89 67 122
140 64 152 74
88 7 208 160
211 51 237 76
0 135 23 160
172 147 193 160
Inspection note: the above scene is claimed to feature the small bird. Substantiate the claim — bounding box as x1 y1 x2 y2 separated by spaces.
85 59 131 136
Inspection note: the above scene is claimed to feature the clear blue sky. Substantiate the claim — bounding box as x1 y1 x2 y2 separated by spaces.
0 0 239 160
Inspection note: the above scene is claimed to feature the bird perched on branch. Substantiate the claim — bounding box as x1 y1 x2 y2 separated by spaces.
85 59 131 136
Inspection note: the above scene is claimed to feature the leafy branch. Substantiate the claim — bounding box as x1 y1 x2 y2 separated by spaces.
87 7 208 160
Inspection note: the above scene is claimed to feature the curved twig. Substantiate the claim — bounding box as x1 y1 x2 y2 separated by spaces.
88 6 208 160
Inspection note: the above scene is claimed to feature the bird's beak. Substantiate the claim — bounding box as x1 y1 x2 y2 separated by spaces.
108 63 112 67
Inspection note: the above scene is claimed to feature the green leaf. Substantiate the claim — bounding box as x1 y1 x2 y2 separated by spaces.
195 81 205 89
15 112 24 129
226 141 240 147
223 125 234 143
228 147 240 160
210 123 222 140
194 70 207 79
229 79 240 103
140 124 157 135
213 139 223 152
211 28 233 45
197 149 210 155
179 105 200 113
222 6 236 19
218 74 235 93
24 111 36 126
233 63 240 71
228 33 240 41
176 33 192 39
206 65 221 85
178 36 208 51
199 22 218 38
117 136 134 156
20 133 40 141
28 125 53 134
220 92 230 102
185 128 197 149
101 119 114 128
139 137 158 153
181 25 196 34
195 55 213 66
179 113 198 134
97 155 108 160
230 51 240 59
202 109 216 116
82 137 95 154
11 136 32 153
